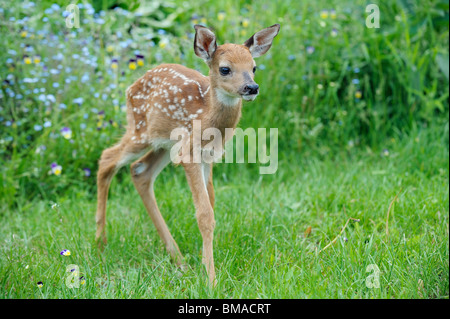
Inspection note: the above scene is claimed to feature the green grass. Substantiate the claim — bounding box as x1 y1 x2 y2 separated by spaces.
0 0 448 299
1 125 448 298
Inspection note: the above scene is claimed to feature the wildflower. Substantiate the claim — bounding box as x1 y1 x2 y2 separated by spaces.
218 11 225 21
43 120 52 128
37 281 43 288
83 168 91 177
73 97 84 105
81 73 89 83
317 84 324 90
128 59 137 70
33 55 41 64
20 30 28 38
320 10 329 19
382 149 389 157
51 203 59 209
242 18 250 28
60 249 71 256
330 9 337 19
106 45 114 53
136 54 144 66
23 55 32 64
331 28 338 37
97 111 105 120
51 162 62 176
343 236 348 242
111 58 118 69
306 46 315 54
158 41 167 49
191 14 199 25
79 276 86 285
154 52 163 61
355 90 362 99
34 124 43 131
352 78 360 85
25 265 29 269
288 54 296 60
61 127 72 139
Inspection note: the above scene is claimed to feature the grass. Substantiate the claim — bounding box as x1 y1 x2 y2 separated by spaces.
0 0 448 299
1 125 448 298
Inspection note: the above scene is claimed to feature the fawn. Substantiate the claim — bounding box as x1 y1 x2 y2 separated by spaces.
95 24 280 285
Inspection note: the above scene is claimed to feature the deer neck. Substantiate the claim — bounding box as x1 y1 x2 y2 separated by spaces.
205 85 243 134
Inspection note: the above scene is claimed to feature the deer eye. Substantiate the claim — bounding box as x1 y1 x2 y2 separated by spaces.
219 67 231 76
253 66 257 74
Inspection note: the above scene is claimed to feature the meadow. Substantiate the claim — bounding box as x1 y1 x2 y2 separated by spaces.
0 0 448 298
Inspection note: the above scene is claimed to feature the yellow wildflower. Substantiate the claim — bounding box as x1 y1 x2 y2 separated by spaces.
128 59 137 70
320 10 329 19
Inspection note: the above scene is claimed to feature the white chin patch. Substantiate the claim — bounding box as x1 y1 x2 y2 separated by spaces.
215 88 241 107
242 94 258 101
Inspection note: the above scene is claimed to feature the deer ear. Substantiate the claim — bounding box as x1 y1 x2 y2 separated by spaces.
194 25 217 62
244 24 280 58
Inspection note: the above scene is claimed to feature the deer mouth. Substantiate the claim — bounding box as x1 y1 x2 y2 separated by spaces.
242 93 258 101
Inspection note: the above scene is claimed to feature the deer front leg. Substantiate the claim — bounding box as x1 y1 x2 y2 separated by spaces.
183 162 216 286
206 163 215 209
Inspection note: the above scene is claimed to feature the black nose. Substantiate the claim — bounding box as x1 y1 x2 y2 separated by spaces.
244 84 259 95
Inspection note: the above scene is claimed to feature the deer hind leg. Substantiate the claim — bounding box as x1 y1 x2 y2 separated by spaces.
130 148 184 266
96 137 149 245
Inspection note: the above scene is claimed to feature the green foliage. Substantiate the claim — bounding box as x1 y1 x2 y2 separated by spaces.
0 0 448 205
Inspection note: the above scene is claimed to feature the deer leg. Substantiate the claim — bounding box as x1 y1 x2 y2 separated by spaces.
130 149 184 266
96 138 149 245
205 163 215 209
183 162 216 285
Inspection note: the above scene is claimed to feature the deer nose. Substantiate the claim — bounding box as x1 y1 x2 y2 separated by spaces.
244 84 259 95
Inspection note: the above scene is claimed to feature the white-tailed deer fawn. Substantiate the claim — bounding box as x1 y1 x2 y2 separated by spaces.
96 24 280 285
